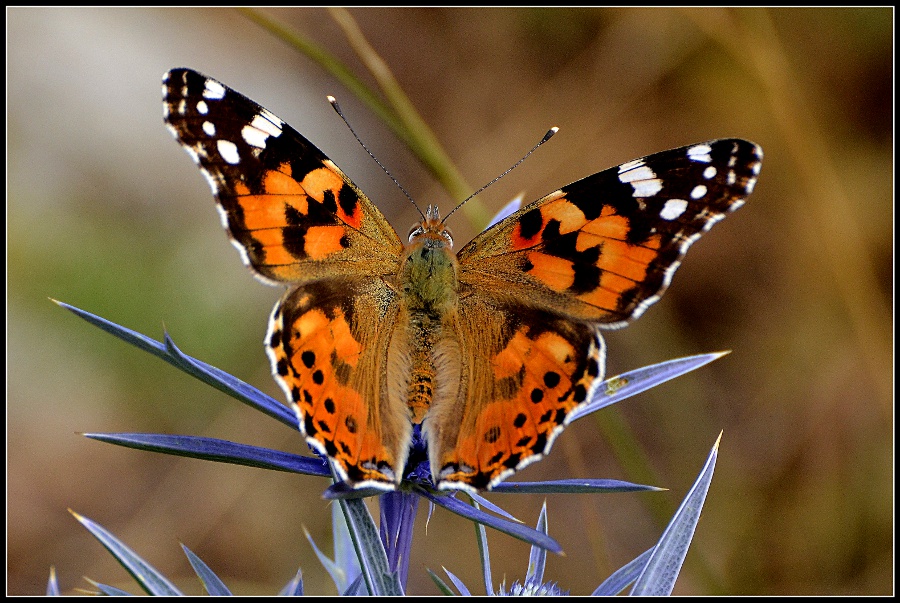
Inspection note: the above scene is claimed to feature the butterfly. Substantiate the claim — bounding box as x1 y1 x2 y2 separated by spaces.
163 68 762 493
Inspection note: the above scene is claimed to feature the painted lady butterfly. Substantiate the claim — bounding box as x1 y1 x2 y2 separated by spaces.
163 68 762 493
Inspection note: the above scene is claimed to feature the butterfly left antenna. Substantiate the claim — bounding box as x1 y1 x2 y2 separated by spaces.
328 96 426 221
441 126 558 224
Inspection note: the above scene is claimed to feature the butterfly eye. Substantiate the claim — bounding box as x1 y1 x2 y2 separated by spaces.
408 225 424 242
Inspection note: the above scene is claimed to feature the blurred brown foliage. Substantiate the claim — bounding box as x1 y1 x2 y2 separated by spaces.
8 7 892 595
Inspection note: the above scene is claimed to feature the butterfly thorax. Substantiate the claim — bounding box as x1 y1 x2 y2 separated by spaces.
400 205 457 312
396 205 459 423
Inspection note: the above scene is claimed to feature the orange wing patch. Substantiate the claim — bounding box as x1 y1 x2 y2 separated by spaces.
222 158 394 282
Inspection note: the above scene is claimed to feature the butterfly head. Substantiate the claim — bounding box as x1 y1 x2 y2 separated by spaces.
407 204 454 249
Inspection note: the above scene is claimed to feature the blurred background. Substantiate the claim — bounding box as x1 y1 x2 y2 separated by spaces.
8 7 892 595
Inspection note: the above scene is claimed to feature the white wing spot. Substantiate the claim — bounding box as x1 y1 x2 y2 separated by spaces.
751 161 762 175
660 198 688 220
745 177 757 193
728 155 738 167
703 166 717 179
631 178 663 198
687 144 713 163
203 79 226 100
217 140 241 164
618 159 645 172
242 125 269 149
619 164 654 181
727 170 737 185
619 164 662 198
256 111 284 132
196 100 209 115
202 121 216 136
690 184 707 199
177 99 187 115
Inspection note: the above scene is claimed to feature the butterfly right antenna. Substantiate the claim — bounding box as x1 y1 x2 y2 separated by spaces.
441 127 558 224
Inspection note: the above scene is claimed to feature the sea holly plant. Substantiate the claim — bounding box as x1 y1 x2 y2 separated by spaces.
53 299 725 594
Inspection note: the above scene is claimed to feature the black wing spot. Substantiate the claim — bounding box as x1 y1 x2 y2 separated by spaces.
540 219 562 241
518 208 543 241
543 371 561 389
503 453 522 468
323 439 338 456
573 383 588 403
321 188 338 214
304 414 318 436
337 184 358 218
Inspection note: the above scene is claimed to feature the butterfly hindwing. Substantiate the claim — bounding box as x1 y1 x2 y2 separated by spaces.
426 299 606 491
267 276 411 489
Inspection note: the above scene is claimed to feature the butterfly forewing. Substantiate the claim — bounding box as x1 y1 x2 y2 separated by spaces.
457 139 763 327
163 68 401 286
